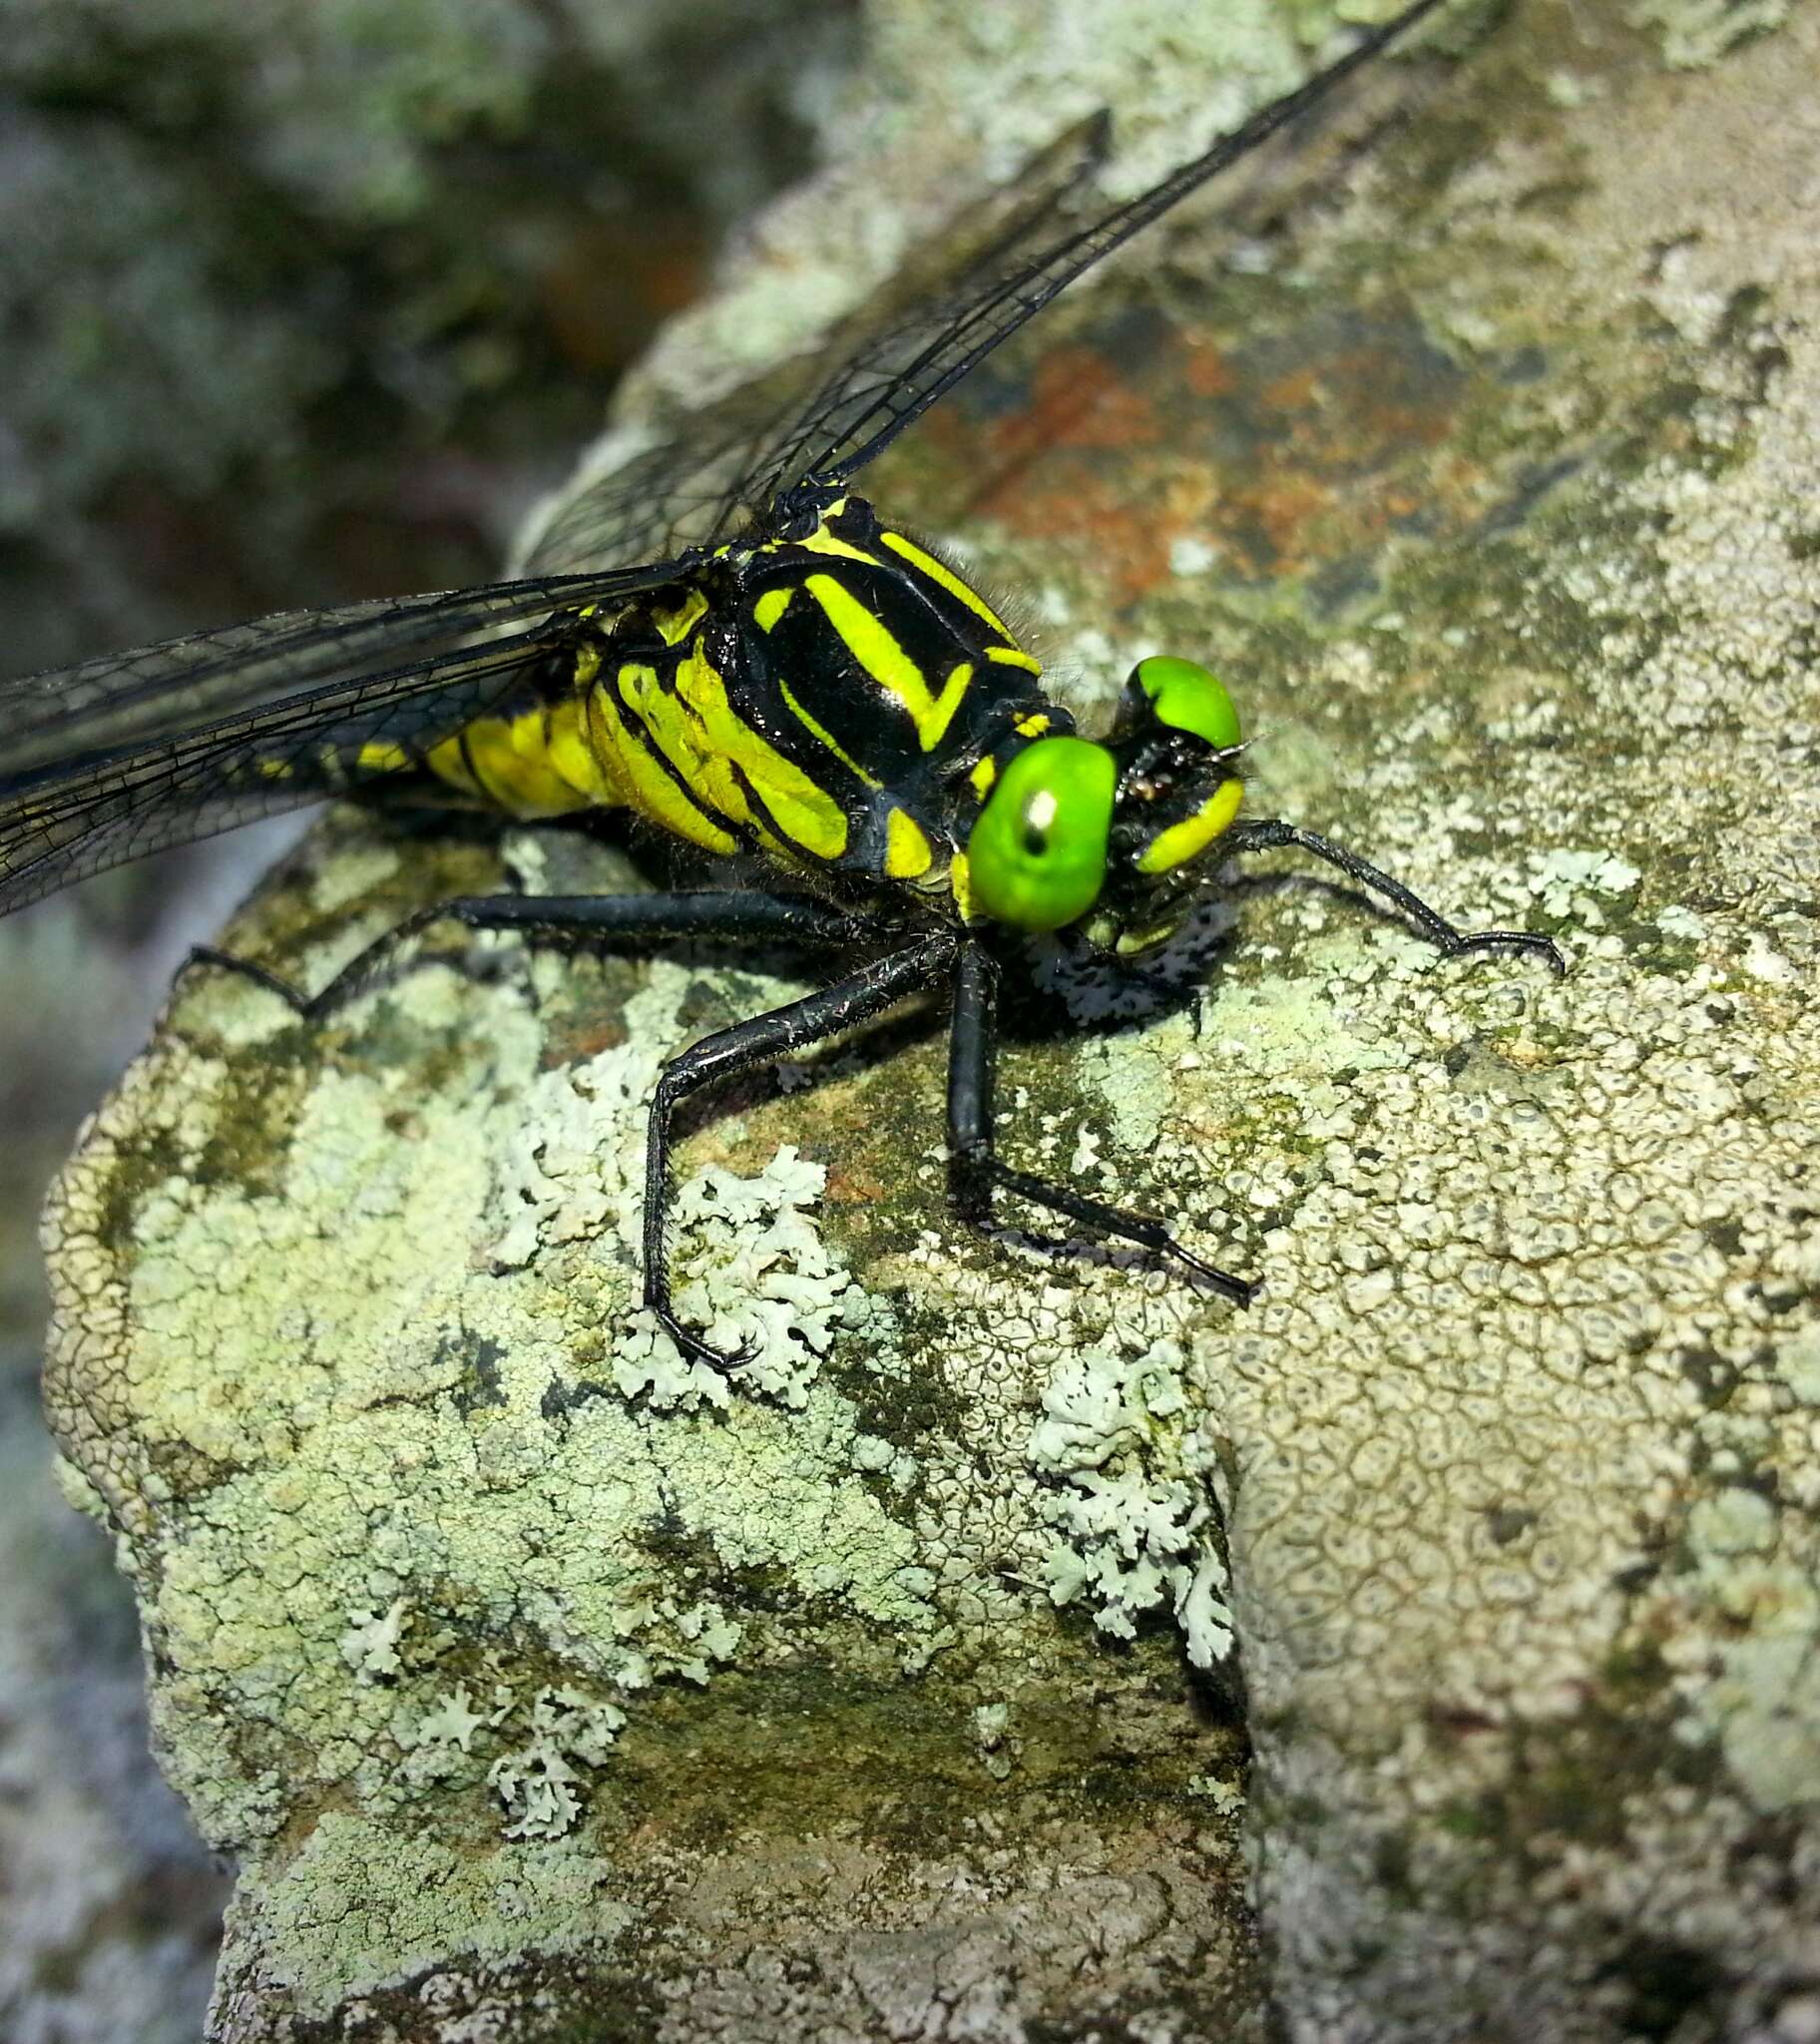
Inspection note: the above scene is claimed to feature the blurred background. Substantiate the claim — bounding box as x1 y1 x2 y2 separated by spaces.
0 2 852 2034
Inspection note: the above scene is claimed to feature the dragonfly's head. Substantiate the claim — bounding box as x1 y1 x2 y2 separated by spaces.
964 657 1245 952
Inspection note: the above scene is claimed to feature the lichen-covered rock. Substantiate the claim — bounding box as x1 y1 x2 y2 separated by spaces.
45 810 1263 2039
0 0 848 672
42 1 1820 2039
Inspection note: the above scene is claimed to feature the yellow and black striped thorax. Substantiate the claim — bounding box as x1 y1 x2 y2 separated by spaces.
422 488 1063 906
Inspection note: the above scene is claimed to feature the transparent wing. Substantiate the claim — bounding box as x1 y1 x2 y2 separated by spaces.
518 113 1116 576
1 567 683 771
761 0 1449 505
0 559 685 916
523 0 1448 573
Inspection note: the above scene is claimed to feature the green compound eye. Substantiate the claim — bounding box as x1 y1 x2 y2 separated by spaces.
968 736 1117 930
1132 655 1241 750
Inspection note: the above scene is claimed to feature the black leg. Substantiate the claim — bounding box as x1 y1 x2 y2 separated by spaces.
946 941 1257 1308
647 930 961 1370
184 890 880 1020
1221 818 1567 974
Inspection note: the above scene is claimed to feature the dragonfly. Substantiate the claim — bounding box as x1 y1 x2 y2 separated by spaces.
0 0 1561 1370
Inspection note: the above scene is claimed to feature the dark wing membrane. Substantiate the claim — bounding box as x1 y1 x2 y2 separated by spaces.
1 567 682 772
0 560 685 916
517 114 1115 576
521 0 1448 576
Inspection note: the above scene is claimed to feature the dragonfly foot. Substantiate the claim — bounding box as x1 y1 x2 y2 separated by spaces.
1439 929 1567 976
655 1308 757 1375
180 944 313 1010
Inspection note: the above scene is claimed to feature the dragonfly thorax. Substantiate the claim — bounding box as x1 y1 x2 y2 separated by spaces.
423 488 1062 914
732 489 1055 782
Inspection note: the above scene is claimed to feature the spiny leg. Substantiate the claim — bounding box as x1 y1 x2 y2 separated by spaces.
185 890 880 1020
946 942 1256 1308
1220 818 1567 973
647 930 961 1371
187 888 911 1373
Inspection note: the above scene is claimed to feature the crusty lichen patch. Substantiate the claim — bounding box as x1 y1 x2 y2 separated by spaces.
43 799 1259 2033
40 2 1820 2040
1116 5 1820 2038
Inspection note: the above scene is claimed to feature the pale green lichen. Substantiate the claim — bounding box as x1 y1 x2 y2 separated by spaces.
1627 0 1789 69
228 1810 635 2018
415 1686 486 1755
46 908 948 1840
1776 1328 1820 1411
1188 1773 1247 1817
485 1686 630 1841
340 1597 411 1681
1028 1342 1236 1666
471 963 866 1410
623 1149 868 1409
46 798 1253 2021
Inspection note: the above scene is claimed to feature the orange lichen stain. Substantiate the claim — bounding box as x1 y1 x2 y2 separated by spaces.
1259 365 1324 415
1162 469 1219 528
964 345 1162 514
1182 339 1237 399
899 307 1481 604
1244 336 1463 486
539 1019 629 1071
1425 451 1493 522
990 465 1176 604
824 1161 887 1206
1020 347 1161 453
1324 351 1460 464
1247 474 1338 567
1355 400 1455 463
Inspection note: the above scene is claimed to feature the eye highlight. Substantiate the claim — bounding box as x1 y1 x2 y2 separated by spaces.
1021 787 1060 851
968 736 1116 930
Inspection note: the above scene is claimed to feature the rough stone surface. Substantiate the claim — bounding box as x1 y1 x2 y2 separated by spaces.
40 1 1820 2039
1 4 841 2038
0 0 848 675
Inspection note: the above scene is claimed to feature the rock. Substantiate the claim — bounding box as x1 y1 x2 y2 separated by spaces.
42 2 1820 2038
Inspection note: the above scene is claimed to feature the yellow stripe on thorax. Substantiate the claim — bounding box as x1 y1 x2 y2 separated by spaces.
884 807 934 879
949 849 976 922
588 668 737 854
877 529 1012 639
804 572 971 753
675 642 848 861
775 676 881 789
651 588 709 646
793 519 876 569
